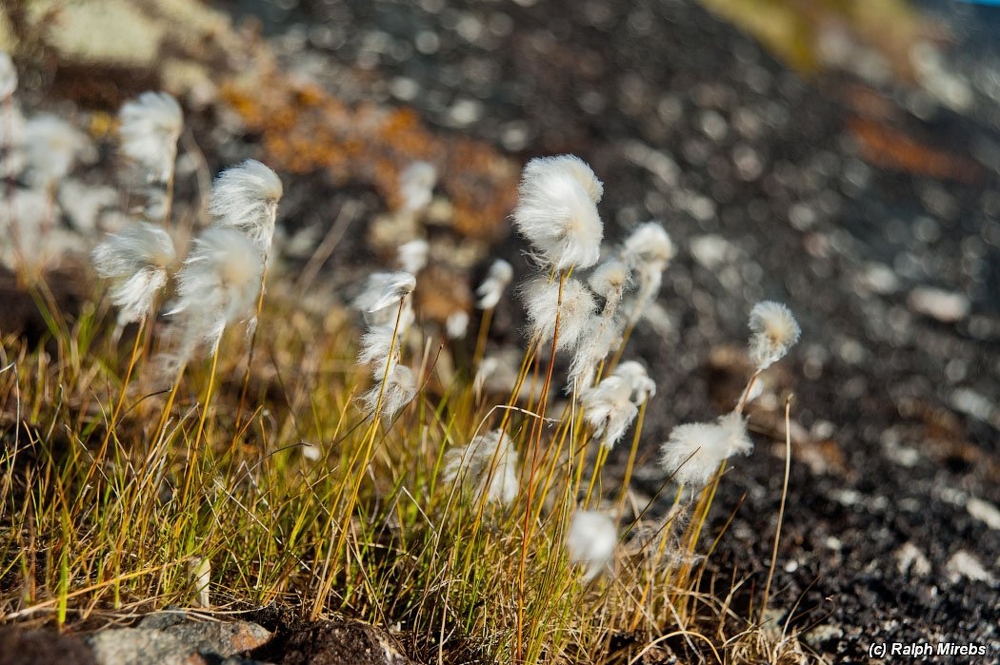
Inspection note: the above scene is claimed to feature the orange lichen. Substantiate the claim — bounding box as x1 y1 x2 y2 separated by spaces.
848 116 983 183
220 74 518 241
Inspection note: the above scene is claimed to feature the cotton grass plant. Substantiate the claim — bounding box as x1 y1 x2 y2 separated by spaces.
1 102 812 665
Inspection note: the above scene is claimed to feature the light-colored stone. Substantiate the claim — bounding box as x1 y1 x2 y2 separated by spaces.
88 621 271 665
165 620 272 656
895 542 931 578
944 550 996 585
88 628 206 665
30 0 164 66
907 287 970 323
967 497 1000 531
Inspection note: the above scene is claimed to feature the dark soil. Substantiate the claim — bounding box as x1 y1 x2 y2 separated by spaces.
245 608 410 665
0 625 96 665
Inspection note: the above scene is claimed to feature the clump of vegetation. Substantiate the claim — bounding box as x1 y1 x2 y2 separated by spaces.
0 51 807 663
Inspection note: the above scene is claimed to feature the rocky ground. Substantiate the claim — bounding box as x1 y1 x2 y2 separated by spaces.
2 0 1000 662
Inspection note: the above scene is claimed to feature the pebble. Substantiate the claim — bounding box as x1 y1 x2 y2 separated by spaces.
949 387 995 423
732 143 763 181
944 550 996 585
788 202 817 230
967 497 1000 531
697 109 728 142
447 98 483 127
389 77 421 101
858 262 901 295
620 140 680 190
907 287 970 323
803 623 844 645
895 542 932 577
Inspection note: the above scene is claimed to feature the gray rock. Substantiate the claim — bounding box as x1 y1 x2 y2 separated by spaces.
138 609 188 631
164 621 272 657
86 621 272 665
907 287 971 323
87 628 204 665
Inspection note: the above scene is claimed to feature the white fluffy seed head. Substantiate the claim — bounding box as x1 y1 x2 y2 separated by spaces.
208 160 283 253
567 317 620 391
611 361 656 404
513 155 604 270
168 227 263 356
622 222 674 325
397 239 429 275
442 430 519 507
22 114 91 188
357 325 401 373
566 511 617 582
363 364 416 418
0 102 24 149
446 310 469 339
353 271 417 323
476 259 514 309
622 222 675 270
399 161 437 212
0 51 17 100
581 376 639 449
0 188 44 267
559 155 604 203
522 276 597 352
748 300 801 370
660 412 753 487
588 260 633 305
92 222 176 323
118 91 183 183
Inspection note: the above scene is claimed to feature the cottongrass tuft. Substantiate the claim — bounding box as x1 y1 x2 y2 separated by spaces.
167 227 263 358
582 376 639 449
22 113 91 189
363 364 416 419
522 275 596 352
660 411 753 487
588 260 632 307
567 321 618 392
621 221 674 323
476 259 514 309
118 92 183 183
0 188 60 272
611 361 656 404
208 160 283 253
92 222 176 324
357 326 402 372
446 311 469 340
0 51 16 100
442 429 519 507
398 161 437 213
748 300 801 371
566 511 617 582
622 221 675 270
397 239 429 275
473 356 500 397
513 155 604 270
567 260 633 390
353 271 417 329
